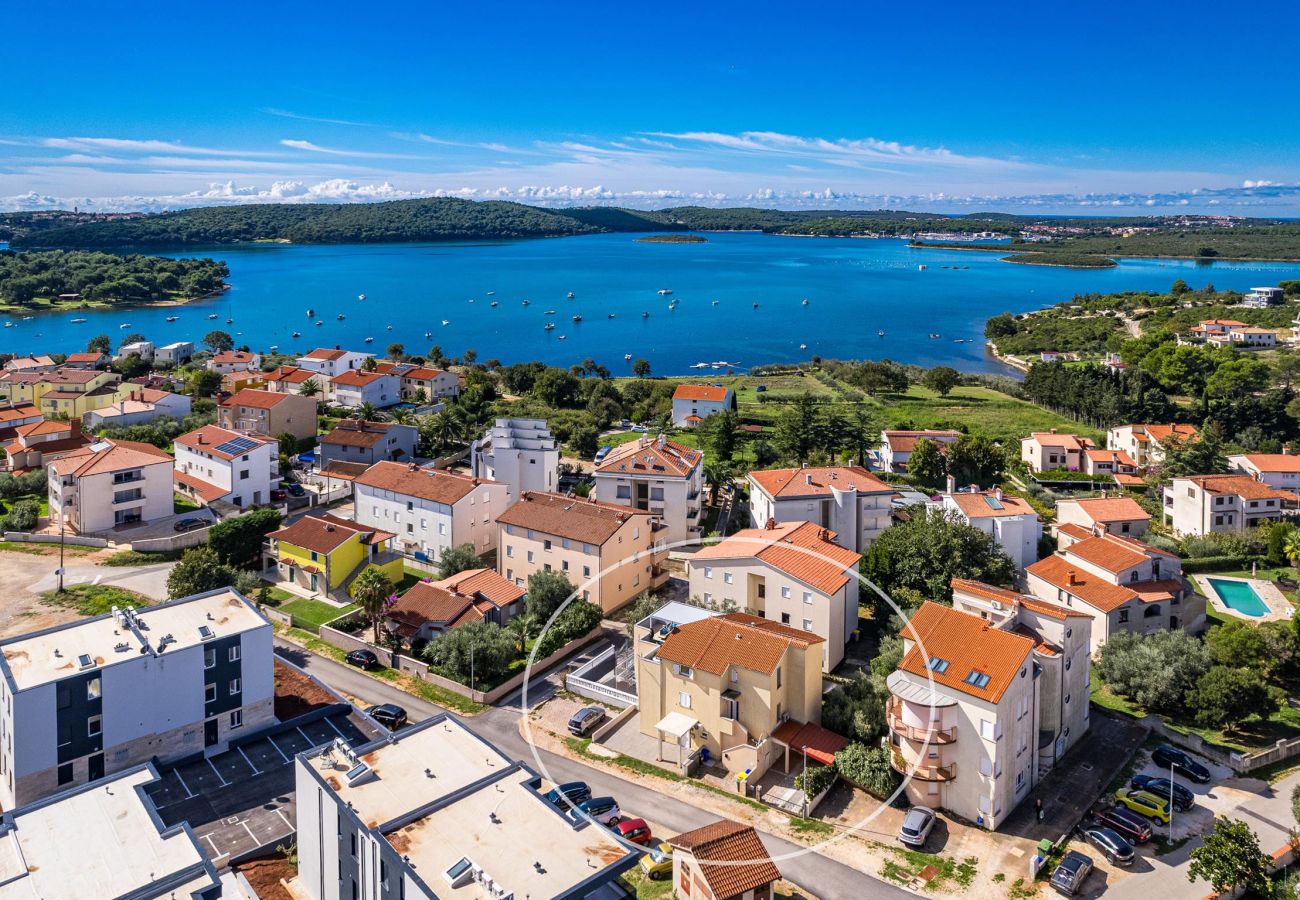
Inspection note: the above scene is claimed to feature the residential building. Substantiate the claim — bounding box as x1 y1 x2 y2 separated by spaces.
0 765 220 898
941 487 1042 573
1082 449 1139 482
497 491 661 613
470 417 560 499
353 460 508 560
748 465 897 553
48 438 175 533
115 340 155 362
1025 532 1202 652
593 434 704 546
373 361 460 399
82 386 192 430
264 364 328 395
635 611 829 781
671 384 734 427
1162 474 1294 537
1209 326 1277 348
220 369 267 394
218 388 318 441
1020 430 1096 473
206 349 260 373
1243 286 1285 308
329 368 400 409
667 820 781 900
61 351 107 370
1055 496 1151 538
879 429 961 473
1106 423 1199 471
319 419 419 468
385 568 525 641
1230 452 1300 495
0 588 273 808
687 520 861 670
887 596 1090 829
3 417 93 473
2 355 56 374
1187 319 1248 341
173 425 278 509
294 715 636 900
0 367 121 419
264 512 403 598
155 340 195 365
295 346 372 379
0 401 43 441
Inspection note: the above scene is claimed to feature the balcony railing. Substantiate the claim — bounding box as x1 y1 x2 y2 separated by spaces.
890 750 956 782
887 699 956 744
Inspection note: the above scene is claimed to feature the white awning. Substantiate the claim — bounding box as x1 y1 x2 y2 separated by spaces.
654 711 698 739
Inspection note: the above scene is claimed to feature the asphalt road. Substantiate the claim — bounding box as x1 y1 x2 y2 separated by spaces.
273 637 909 900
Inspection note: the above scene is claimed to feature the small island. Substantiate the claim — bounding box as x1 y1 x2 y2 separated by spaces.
1001 251 1117 269
0 250 229 312
635 234 708 243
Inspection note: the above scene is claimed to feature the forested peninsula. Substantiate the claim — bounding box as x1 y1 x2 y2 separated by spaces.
0 250 228 309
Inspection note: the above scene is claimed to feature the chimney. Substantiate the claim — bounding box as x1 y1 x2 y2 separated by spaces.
1067 570 1078 586
995 487 1004 501
1049 428 1057 434
969 483 978 494
946 475 955 494
765 517 776 531
656 433 666 451
1285 447 1292 456
805 473 813 485
69 418 81 437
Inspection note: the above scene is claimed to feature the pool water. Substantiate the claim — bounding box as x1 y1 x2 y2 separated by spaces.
1206 578 1270 617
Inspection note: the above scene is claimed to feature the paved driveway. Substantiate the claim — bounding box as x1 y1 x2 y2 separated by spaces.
27 560 176 601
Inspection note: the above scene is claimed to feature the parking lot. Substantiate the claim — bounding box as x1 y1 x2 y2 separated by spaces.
146 712 376 865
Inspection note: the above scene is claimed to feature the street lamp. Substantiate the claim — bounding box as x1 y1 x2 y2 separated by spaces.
1169 760 1176 840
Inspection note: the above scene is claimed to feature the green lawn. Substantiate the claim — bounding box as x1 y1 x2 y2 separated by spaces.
877 385 1105 446
43 584 148 616
279 598 358 630
101 550 177 567
173 494 202 515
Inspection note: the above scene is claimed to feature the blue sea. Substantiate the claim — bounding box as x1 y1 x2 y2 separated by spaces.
5 232 1300 375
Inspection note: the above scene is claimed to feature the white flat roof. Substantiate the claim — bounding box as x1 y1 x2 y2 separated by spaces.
0 767 215 899
887 669 959 707
0 589 268 692
636 601 718 633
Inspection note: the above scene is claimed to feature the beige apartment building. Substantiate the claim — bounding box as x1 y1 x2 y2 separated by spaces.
47 439 175 534
496 491 663 613
1106 423 1199 471
887 595 1090 830
686 520 861 671
592 434 704 546
1020 430 1096 473
747 465 896 553
217 388 319 442
1162 474 1293 537
1054 496 1151 538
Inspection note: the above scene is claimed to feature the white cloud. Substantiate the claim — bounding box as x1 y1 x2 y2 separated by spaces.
261 108 378 127
279 139 419 160
42 137 279 157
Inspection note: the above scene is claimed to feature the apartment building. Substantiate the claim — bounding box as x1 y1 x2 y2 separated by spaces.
264 513 403 597
671 384 735 427
667 820 782 900
2 355 56 374
320 419 419 468
221 370 267 394
470 417 560 499
264 364 327 395
748 464 896 553
385 568 525 641
83 386 192 430
593 433 704 546
62 351 108 370
330 369 400 409
1229 452 1300 495
1025 532 1202 652
0 588 273 808
218 388 318 442
173 425 278 509
3 417 93 473
353 460 508 560
1055 496 1151 538
155 340 195 365
686 520 861 671
887 594 1090 829
879 429 961 473
1082 449 1139 484
1019 430 1096 473
116 341 155 362
296 347 373 379
48 438 175 533
206 349 260 374
0 367 122 419
1106 423 1199 471
373 361 460 400
0 402 42 441
941 487 1042 573
1162 474 1294 537
294 715 635 900
497 492 660 613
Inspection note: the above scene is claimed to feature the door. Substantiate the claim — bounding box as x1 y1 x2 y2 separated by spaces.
309 573 319 593
204 718 219 747
88 753 104 782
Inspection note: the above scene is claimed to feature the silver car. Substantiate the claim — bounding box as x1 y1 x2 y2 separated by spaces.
898 806 936 847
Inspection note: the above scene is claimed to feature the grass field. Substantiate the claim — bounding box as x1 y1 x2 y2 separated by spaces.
43 584 148 616
279 598 358 629
173 494 202 515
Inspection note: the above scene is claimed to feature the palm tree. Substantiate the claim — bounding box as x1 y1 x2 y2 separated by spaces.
358 401 379 422
1285 532 1300 570
427 409 460 455
299 378 320 398
389 407 413 425
506 613 535 654
352 567 396 645
702 460 734 506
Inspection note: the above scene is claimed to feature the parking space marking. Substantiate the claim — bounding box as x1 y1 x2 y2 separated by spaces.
241 821 258 843
296 726 314 747
276 808 293 831
207 757 231 788
324 717 349 740
266 736 291 764
174 767 196 799
203 834 227 861
237 746 262 776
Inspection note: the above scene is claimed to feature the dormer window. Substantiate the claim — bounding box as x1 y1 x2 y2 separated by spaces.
964 670 991 689
927 657 949 674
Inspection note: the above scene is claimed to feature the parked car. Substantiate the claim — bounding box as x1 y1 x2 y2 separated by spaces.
593 446 612 464
1050 851 1093 895
897 806 936 848
640 842 674 879
615 818 653 845
173 516 207 532
568 706 608 737
1082 826 1135 866
366 704 408 730
1092 807 1153 844
271 488 287 501
544 781 592 811
571 797 621 826
285 482 307 498
345 649 379 670
1151 745 1212 784
1114 788 1171 824
1130 774 1194 812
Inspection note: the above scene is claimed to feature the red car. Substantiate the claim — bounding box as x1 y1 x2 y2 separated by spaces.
615 818 652 846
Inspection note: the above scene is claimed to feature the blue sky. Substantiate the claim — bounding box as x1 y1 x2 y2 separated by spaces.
4 0 1299 213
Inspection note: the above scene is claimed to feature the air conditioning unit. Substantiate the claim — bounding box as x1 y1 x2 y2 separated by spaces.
991 600 1003 611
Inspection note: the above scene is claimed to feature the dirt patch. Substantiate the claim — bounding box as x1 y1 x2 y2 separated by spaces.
232 853 296 900
274 660 339 720
0 550 78 638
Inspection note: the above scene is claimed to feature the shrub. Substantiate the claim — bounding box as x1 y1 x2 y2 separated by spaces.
1 499 40 533
534 600 601 659
424 621 515 684
793 762 838 797
1187 666 1281 731
835 743 901 799
1095 630 1211 715
822 674 887 744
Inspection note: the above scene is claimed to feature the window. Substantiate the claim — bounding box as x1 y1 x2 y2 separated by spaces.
780 612 790 625
979 719 1001 741
802 618 814 632
927 657 949 674
674 665 693 679
506 545 513 558
229 678 241 695
526 550 534 563
723 572 733 585
678 691 692 709
1118 609 1130 624
780 586 791 599
86 676 101 700
57 763 73 785
1016 770 1026 792
562 560 570 572
964 670 991 689
230 709 243 728
703 592 713 604
204 648 216 670
87 715 102 737
228 645 240 662
543 539 552 551
239 469 249 480
703 566 713 579
776 665 782 688
803 591 813 605
583 565 591 578
57 683 71 710
205 683 217 703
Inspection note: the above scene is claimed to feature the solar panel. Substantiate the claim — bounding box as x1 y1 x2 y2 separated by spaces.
214 437 258 456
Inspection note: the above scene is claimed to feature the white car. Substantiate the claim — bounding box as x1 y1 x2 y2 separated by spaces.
898 806 936 847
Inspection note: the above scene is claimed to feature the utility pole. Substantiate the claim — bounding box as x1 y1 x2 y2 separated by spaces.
56 510 66 594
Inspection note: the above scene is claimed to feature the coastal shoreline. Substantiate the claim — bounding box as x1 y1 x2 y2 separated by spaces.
0 284 230 317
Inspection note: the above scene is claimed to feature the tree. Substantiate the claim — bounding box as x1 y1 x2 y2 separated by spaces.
1188 818 1271 896
299 377 321 398
1095 630 1211 714
202 330 234 353
985 312 1018 340
351 566 396 645
1160 423 1228 477
208 508 282 569
702 409 741 462
834 743 900 799
945 435 1006 488
773 393 822 464
166 547 236 600
386 342 406 361
1187 666 1280 732
1206 356 1271 401
632 358 651 378
119 332 147 348
361 356 377 372
702 459 737 506
534 600 602 658
86 334 111 354
505 613 535 655
526 570 576 626
1 499 39 532
822 674 887 744
922 366 960 397
904 438 947 490
1287 531 1300 570
437 543 481 579
567 424 600 459
358 401 379 422
863 507 1016 606
187 368 223 398
423 621 516 685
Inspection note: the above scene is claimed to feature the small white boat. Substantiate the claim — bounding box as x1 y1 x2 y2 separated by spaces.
490 301 498 307
486 290 495 296
690 362 709 369
567 292 575 299
752 303 759 309
572 315 582 323
928 333 941 339
364 337 374 343
292 331 301 338
557 335 567 340
878 329 886 337
21 316 32 321
386 325 393 331
166 315 179 322
544 323 555 331
657 289 672 296
608 313 616 319
711 300 719 306
441 319 450 326
225 318 233 324
119 323 131 329
70 317 87 323
269 344 277 353
624 354 632 360
424 331 432 339
642 311 650 318
918 264 927 271
358 293 366 301
307 308 314 317
544 309 557 315
337 314 346 320
208 314 218 320
799 343 807 350
316 321 324 326
522 299 530 306
2 323 12 329
801 298 809 306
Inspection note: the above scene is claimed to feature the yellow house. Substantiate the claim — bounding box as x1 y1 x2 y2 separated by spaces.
264 512 403 597
221 370 268 394
0 368 121 419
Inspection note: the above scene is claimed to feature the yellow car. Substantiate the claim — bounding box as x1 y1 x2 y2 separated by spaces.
1114 788 1171 824
640 842 674 880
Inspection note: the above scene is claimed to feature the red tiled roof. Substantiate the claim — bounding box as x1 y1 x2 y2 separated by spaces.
1058 496 1151 524
173 470 228 503
49 439 172 478
221 388 293 410
496 491 649 546
668 820 780 900
318 460 372 481
1027 432 1095 451
353 460 482 504
771 720 848 766
304 348 347 361
691 521 861 595
898 601 1035 702
672 384 731 402
1238 454 1300 474
657 612 821 676
211 350 257 365
265 365 320 384
332 369 393 388
0 403 41 425
881 430 961 453
1026 555 1141 613
947 490 1035 519
1181 474 1294 502
596 436 702 478
268 513 394 556
175 425 273 460
322 420 397 449
750 465 894 499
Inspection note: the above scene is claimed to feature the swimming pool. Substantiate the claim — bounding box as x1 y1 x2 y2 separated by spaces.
1206 577 1270 617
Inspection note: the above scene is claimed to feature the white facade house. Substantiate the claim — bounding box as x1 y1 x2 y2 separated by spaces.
293 715 635 900
1162 474 1293 537
1243 286 1285 307
1106 423 1199 471
82 386 192 430
670 384 734 427
352 461 509 560
1230 453 1300 495
116 341 155 362
879 429 961 473
941 487 1042 574
47 438 176 534
748 465 897 553
1020 430 1096 473
592 434 704 546
1054 496 1151 538
206 350 260 374
296 347 373 379
173 425 278 508
0 589 273 809
470 418 559 500
329 369 400 409
154 341 194 365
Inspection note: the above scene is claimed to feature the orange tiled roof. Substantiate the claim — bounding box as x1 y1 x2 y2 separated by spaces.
1058 533 1165 574
771 720 848 766
1182 474 1295 502
1114 473 1146 487
173 470 228 503
353 460 481 504
0 403 41 425
322 420 398 449
430 568 525 609
668 820 780 900
1026 555 1141 613
672 384 731 403
947 490 1035 519
1059 496 1151 524
268 513 394 556
1239 454 1300 474
211 350 257 365
750 464 894 499
175 425 273 460
304 348 347 361
898 601 1034 702
691 521 861 595
221 388 293 410
656 611 821 676
881 430 961 453
265 365 320 384
1086 449 1136 466
596 436 702 478
496 491 649 546
1027 432 1095 451
49 439 172 478
332 369 391 388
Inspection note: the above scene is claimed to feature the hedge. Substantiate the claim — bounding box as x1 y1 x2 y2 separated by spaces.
1179 556 1262 574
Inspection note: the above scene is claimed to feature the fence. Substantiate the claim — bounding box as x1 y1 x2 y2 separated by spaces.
566 646 637 708
130 527 211 553
3 531 107 548
1148 716 1300 774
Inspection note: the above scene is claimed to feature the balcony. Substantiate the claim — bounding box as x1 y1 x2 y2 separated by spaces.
891 750 956 782
887 698 956 744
